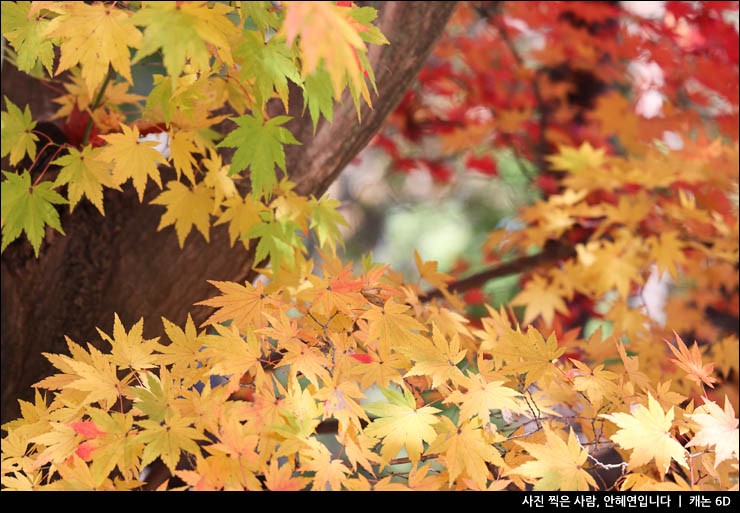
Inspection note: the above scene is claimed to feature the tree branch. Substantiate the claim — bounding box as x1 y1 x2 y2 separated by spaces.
424 239 576 300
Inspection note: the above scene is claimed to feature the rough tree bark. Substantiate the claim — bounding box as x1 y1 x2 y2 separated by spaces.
0 1 457 423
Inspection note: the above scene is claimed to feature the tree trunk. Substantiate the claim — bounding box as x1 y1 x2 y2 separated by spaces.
0 1 457 423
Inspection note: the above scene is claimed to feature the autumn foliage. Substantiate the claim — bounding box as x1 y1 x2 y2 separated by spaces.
1 1 739 491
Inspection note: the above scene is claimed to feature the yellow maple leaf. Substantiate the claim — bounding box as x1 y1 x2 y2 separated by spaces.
492 326 565 387
602 393 688 475
649 231 687 281
414 251 453 292
202 151 238 214
96 124 168 201
201 324 264 394
362 299 428 356
156 315 209 379
168 129 207 184
214 193 266 249
709 335 739 378
363 387 440 465
350 346 409 391
620 472 693 491
400 324 466 389
263 459 310 491
274 336 332 388
445 373 525 422
510 426 597 491
205 412 259 470
151 180 213 247
49 344 122 410
47 454 118 490
547 142 606 174
665 333 718 389
1 1 55 76
336 428 379 473
302 263 366 317
29 422 80 470
96 314 160 372
300 442 351 491
511 274 569 326
569 359 619 409
589 92 640 151
83 408 141 483
314 379 369 432
373 462 446 490
587 239 641 299
176 454 227 491
686 396 739 468
197 280 278 330
616 342 650 391
427 416 503 488
274 377 323 443
44 2 142 92
51 69 144 120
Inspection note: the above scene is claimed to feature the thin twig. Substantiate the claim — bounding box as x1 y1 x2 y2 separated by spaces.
588 453 628 472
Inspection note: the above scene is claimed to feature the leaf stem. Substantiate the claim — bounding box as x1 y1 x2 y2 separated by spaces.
32 144 67 186
81 68 114 146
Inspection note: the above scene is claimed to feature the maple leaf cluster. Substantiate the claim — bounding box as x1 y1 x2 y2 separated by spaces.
375 1 738 185
2 251 738 490
1 0 739 492
1 1 385 256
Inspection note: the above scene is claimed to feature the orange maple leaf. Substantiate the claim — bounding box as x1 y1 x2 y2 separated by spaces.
197 280 279 330
665 333 718 389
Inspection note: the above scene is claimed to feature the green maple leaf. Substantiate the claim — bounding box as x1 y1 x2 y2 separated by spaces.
53 145 117 214
239 1 282 31
309 196 347 253
303 66 335 132
217 114 299 198
131 369 176 422
247 212 305 271
348 6 390 46
1 97 38 166
235 31 302 110
363 387 440 465
1 171 67 256
131 1 237 79
1 1 55 75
